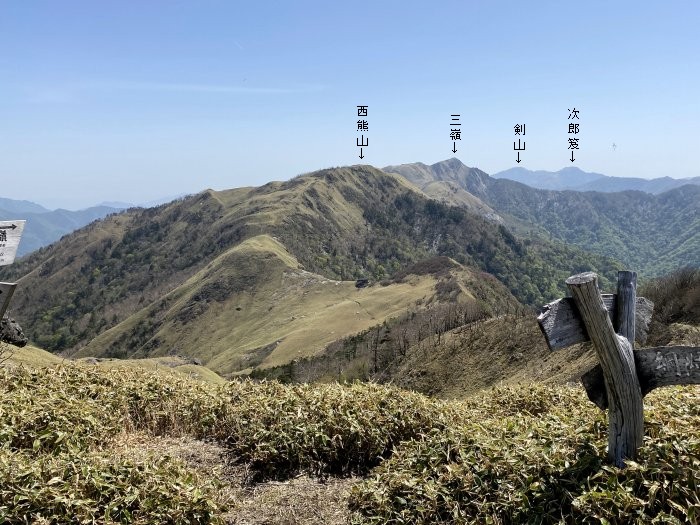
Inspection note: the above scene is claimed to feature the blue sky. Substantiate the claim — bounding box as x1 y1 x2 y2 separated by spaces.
1 1 698 209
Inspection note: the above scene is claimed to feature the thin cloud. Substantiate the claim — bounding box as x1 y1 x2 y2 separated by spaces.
11 80 325 105
94 80 325 95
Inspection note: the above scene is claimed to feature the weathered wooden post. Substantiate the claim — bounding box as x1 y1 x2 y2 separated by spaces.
0 283 17 320
565 271 643 466
538 270 700 467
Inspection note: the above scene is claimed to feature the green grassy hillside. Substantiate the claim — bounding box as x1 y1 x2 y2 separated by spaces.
383 161 502 222
1 165 619 366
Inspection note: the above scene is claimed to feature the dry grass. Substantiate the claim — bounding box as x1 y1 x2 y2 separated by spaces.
229 476 356 525
390 314 599 399
665 322 700 346
1 343 64 367
82 356 227 384
76 234 489 376
1 344 226 383
113 432 356 525
417 180 499 220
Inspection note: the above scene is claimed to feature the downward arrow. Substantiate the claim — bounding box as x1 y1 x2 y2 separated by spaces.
570 151 575 163
359 148 364 159
516 152 521 164
452 141 457 154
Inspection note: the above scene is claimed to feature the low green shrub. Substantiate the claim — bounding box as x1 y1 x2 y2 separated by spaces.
2 363 699 524
216 379 462 477
0 366 228 524
0 367 120 453
0 449 225 524
349 386 700 524
0 365 226 453
1 365 459 478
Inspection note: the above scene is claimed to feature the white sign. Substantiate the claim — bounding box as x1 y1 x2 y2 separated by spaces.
0 220 26 266
0 282 17 320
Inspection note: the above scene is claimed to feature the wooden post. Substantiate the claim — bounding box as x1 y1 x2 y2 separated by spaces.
616 271 636 348
539 270 699 467
566 272 644 467
537 294 653 351
0 283 17 320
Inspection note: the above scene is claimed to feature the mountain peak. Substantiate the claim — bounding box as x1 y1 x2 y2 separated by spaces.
432 157 466 170
492 166 604 191
557 166 587 176
0 198 50 215
380 159 498 216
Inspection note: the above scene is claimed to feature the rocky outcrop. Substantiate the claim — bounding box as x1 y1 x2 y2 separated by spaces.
0 317 28 347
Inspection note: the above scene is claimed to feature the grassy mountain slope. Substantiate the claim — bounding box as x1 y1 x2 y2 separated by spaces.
250 256 522 383
386 158 699 276
1 344 64 367
0 342 225 383
260 266 700 401
383 161 503 222
74 235 492 376
1 164 619 368
387 315 596 398
254 309 598 397
389 267 700 399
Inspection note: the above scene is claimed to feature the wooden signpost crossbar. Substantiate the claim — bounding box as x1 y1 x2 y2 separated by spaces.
538 271 700 467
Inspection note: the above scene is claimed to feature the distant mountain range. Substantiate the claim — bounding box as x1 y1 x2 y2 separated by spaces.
0 194 187 257
385 159 699 277
492 166 700 194
0 200 124 257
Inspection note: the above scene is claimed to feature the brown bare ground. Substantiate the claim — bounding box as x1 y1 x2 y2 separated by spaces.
112 432 356 524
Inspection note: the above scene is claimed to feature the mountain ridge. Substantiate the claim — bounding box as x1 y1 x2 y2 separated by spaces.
386 159 699 277
1 164 619 374
493 166 700 194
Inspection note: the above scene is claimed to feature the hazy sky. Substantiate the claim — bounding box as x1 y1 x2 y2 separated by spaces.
1 1 698 209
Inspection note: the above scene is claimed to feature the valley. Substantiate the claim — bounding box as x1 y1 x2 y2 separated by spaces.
387 158 699 276
1 163 622 374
